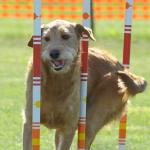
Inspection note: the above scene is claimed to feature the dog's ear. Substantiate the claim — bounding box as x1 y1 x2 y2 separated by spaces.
27 24 45 47
28 36 33 47
74 24 96 41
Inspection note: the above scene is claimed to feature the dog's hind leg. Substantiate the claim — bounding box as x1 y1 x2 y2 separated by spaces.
85 114 105 150
55 128 76 150
85 127 97 150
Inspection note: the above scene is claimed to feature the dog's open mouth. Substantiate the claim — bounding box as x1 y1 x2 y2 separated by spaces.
50 60 65 71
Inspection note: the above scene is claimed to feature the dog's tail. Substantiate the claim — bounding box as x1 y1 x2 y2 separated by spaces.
117 70 147 96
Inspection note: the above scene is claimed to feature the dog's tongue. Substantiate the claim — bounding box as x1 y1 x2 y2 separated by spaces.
54 60 64 67
52 60 65 70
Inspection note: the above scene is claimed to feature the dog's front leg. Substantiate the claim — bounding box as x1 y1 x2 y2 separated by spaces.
55 128 76 150
23 121 32 150
23 97 32 150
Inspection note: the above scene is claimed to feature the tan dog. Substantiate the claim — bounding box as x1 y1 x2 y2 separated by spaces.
23 20 147 150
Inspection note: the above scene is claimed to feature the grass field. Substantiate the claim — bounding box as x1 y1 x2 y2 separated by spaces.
0 18 150 150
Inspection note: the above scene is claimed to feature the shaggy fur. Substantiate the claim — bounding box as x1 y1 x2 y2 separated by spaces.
23 20 147 150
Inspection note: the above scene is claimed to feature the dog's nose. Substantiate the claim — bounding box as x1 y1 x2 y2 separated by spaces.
49 50 60 59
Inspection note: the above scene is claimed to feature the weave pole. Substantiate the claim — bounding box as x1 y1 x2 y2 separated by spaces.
118 0 133 150
32 0 41 149
78 0 91 150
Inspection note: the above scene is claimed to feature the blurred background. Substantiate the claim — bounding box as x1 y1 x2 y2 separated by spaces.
0 0 150 149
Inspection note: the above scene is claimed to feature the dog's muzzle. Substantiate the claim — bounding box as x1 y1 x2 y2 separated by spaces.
49 50 65 71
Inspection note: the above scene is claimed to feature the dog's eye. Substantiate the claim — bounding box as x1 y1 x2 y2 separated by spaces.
44 37 50 42
61 34 70 40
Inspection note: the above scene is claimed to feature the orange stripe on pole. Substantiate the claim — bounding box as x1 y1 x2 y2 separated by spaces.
78 124 86 132
32 129 40 138
32 145 40 150
119 129 126 138
78 140 85 148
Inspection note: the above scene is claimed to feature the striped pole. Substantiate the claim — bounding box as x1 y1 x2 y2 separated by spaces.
118 0 133 150
32 0 41 150
78 0 91 150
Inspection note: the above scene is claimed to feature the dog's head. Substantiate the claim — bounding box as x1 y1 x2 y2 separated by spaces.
28 20 95 73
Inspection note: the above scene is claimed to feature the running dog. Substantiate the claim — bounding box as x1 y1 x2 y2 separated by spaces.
23 20 147 150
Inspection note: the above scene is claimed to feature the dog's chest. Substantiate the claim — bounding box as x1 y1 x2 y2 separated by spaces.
40 79 80 128
41 100 75 128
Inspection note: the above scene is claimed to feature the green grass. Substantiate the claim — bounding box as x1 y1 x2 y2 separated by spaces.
0 18 150 150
